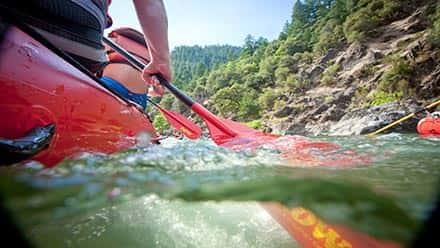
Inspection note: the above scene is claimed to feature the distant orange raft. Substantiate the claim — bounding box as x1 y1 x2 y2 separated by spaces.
417 113 440 135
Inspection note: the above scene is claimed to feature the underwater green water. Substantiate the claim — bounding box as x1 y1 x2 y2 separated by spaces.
0 133 439 247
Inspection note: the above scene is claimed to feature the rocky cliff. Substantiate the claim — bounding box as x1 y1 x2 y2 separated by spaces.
263 6 439 136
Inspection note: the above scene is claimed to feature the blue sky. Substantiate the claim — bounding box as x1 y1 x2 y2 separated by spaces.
108 0 294 50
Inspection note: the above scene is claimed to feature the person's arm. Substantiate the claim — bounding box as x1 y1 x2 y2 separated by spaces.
133 0 171 96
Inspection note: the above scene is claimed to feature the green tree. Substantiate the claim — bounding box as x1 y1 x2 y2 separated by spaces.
238 90 261 121
153 113 170 131
242 35 269 56
242 34 256 56
212 84 244 117
170 44 241 91
159 94 175 109
291 1 309 30
279 21 290 40
313 19 345 54
343 0 410 42
428 3 440 47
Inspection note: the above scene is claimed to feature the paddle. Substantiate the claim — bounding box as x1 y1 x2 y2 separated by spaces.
367 98 440 136
104 37 254 145
146 99 202 139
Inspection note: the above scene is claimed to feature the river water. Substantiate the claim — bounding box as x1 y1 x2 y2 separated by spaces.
0 133 439 247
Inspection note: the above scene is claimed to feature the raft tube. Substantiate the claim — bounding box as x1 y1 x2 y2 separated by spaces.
417 113 440 135
0 26 157 167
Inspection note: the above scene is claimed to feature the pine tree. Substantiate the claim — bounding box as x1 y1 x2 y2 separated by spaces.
291 1 309 30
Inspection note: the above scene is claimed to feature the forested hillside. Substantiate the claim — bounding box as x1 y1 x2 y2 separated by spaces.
157 0 440 135
151 45 241 129
170 45 242 91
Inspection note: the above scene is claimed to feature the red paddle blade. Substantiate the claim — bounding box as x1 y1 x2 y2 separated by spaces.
263 204 402 248
191 104 368 167
156 105 202 139
191 103 277 144
204 117 276 144
190 103 238 144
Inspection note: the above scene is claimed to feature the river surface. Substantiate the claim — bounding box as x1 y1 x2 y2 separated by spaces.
0 133 439 247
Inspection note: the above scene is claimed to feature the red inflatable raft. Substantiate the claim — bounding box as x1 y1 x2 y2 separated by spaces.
417 113 440 135
0 26 157 167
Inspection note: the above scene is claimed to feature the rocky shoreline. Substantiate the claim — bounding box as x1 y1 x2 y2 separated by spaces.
262 7 439 136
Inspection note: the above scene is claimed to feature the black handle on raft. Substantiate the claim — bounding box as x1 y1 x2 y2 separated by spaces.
0 124 55 165
102 37 196 107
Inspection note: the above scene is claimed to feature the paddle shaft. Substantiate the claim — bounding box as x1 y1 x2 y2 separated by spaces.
367 99 440 136
103 37 194 107
103 37 237 138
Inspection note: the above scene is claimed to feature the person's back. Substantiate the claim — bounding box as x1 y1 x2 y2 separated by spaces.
102 27 151 109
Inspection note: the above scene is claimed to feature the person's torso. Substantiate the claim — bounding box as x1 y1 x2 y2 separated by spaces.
1 0 112 62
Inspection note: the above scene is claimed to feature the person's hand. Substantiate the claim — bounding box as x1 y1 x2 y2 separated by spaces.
142 60 171 97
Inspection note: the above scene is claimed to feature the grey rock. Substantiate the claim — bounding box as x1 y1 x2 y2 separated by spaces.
320 105 345 122
307 65 325 83
274 106 294 118
329 101 422 135
286 121 308 136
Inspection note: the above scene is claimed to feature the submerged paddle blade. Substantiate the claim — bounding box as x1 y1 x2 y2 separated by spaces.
190 103 238 144
191 104 368 166
191 102 279 145
202 118 236 145
155 105 202 140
